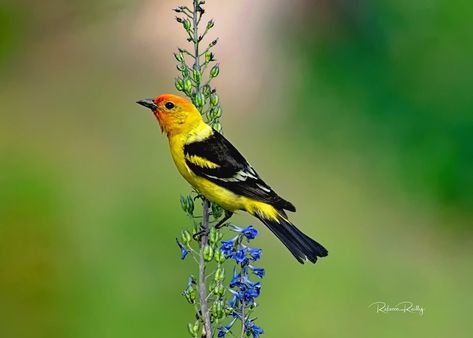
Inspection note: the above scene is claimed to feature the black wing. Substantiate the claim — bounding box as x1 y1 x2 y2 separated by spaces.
184 130 295 212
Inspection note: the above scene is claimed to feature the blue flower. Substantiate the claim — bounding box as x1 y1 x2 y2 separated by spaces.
176 239 189 260
221 229 264 336
221 238 236 257
250 266 265 278
242 225 258 239
229 224 258 240
248 247 262 261
227 293 238 308
246 320 264 338
233 248 248 266
182 277 196 304
229 267 241 288
243 282 261 303
217 318 237 337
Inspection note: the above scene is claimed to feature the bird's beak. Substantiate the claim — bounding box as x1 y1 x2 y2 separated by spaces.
136 98 158 111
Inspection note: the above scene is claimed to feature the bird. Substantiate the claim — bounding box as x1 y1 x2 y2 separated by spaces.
137 94 328 264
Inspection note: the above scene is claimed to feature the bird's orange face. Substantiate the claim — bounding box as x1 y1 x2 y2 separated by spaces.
137 94 202 136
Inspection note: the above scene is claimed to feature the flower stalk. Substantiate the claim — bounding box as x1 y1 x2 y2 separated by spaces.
199 199 212 336
173 1 264 337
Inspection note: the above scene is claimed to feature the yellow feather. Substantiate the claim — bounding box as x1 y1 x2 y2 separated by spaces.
167 121 280 218
185 154 220 169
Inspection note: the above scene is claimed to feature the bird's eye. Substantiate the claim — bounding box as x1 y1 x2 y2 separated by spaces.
165 102 175 109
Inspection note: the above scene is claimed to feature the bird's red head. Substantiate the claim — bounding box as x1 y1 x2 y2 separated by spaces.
137 94 202 136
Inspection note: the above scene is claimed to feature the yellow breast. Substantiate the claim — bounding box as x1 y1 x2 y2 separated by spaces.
167 124 240 211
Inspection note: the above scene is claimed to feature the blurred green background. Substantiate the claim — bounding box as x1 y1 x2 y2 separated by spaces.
1 1 472 337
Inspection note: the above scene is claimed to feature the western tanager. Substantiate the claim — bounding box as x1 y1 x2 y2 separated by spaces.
137 94 328 264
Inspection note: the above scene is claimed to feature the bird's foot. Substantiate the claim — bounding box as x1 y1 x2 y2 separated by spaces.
214 210 234 229
215 221 230 230
193 228 209 241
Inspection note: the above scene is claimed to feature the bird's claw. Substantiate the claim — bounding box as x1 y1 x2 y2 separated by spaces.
193 228 209 241
215 221 229 230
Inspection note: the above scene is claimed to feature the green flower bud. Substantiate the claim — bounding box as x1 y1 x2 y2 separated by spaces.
194 93 205 108
184 78 192 94
183 19 191 31
192 223 200 237
187 323 194 337
210 64 220 78
209 227 218 245
192 69 201 84
181 229 192 245
174 52 184 62
207 19 215 30
203 84 212 97
187 320 199 337
214 267 224 282
212 301 224 319
208 281 216 293
208 107 217 120
213 283 225 297
180 195 188 213
203 245 214 262
209 38 218 47
211 302 223 318
205 51 214 64
210 93 219 106
214 250 226 264
214 107 222 118
183 285 196 304
211 302 217 318
186 196 194 215
213 122 222 132
224 306 233 316
175 78 184 91
192 320 200 334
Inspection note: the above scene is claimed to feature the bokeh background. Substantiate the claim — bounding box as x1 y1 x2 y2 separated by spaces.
1 0 472 337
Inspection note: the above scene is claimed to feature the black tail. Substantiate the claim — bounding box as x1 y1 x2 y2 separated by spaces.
256 212 328 264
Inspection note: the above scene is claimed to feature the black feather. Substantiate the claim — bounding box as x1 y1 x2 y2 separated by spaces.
256 212 328 264
184 129 296 212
